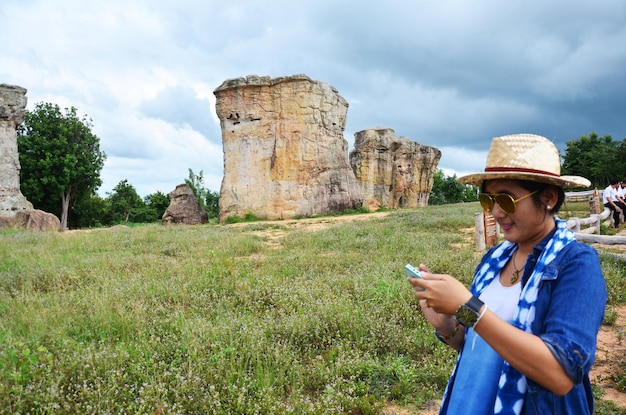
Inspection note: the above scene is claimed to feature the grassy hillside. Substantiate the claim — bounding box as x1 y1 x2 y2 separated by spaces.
1 202 624 414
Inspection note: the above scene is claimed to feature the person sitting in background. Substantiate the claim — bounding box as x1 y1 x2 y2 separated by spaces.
617 180 626 224
603 178 624 228
407 133 607 415
617 180 626 208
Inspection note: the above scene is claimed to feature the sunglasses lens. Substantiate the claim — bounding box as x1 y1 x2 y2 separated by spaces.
479 194 494 212
494 194 516 214
479 193 517 214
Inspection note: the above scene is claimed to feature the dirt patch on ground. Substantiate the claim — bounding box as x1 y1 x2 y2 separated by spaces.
591 304 626 409
231 211 391 250
229 211 391 230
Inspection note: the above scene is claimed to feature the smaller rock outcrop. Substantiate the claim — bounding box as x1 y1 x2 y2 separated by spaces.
350 128 441 209
14 209 61 231
0 209 62 231
162 184 208 225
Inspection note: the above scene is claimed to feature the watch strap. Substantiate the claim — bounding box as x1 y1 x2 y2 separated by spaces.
454 295 485 327
465 295 484 314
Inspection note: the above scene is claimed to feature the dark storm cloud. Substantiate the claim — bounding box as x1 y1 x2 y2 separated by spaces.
1 0 624 195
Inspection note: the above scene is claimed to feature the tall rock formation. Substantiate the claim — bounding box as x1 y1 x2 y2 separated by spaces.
0 84 33 216
214 74 363 222
350 127 441 209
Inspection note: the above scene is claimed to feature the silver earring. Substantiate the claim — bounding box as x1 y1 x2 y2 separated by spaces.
547 205 552 210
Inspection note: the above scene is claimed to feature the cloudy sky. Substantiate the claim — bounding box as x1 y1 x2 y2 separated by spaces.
2 0 625 198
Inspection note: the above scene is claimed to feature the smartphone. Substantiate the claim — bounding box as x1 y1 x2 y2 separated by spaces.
405 263 425 291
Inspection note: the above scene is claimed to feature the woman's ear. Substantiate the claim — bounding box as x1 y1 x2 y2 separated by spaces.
541 186 558 209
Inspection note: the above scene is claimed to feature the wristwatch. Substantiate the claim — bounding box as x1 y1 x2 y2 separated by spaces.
454 295 485 327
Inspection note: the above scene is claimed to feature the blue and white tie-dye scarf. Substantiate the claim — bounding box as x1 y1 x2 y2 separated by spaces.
458 219 576 415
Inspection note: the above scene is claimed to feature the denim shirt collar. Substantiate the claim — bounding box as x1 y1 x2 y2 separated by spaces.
521 219 558 287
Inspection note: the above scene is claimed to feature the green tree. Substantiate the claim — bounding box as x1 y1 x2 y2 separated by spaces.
562 132 624 188
18 102 106 229
616 140 626 181
144 191 170 222
205 189 220 219
106 180 145 223
429 169 478 205
429 170 447 205
185 168 208 206
185 168 220 219
70 193 111 228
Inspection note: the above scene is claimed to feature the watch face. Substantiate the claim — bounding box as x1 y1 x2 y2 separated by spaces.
455 304 478 327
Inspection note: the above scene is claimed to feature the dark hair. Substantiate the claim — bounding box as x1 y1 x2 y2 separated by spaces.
518 180 565 213
610 178 620 185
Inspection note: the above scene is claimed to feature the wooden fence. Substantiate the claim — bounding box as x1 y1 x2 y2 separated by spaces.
568 208 626 245
564 189 598 203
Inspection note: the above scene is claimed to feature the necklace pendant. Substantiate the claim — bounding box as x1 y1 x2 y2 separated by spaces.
511 270 519 284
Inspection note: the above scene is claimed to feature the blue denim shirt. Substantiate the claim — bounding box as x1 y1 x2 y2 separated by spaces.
454 227 608 414
440 226 607 414
518 234 607 414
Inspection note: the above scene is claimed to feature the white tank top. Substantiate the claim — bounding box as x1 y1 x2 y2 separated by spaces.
479 273 522 322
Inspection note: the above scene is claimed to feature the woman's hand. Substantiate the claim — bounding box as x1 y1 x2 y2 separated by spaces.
406 264 473 329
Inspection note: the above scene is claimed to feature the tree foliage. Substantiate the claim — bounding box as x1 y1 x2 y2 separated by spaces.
18 102 106 229
429 170 478 205
185 168 207 207
562 132 626 188
144 191 170 222
57 170 214 228
185 168 220 219
71 194 111 229
204 189 220 219
106 180 144 223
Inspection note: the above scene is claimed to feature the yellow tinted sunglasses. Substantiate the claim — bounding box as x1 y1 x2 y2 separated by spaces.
479 191 538 215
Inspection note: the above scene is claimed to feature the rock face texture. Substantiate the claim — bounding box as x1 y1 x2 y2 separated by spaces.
350 128 441 209
0 84 33 216
14 209 61 231
162 183 209 225
214 74 362 222
0 84 60 231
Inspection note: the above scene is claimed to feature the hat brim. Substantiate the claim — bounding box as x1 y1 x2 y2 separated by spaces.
457 172 590 189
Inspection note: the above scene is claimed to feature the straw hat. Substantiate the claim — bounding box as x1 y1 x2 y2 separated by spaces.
457 133 590 189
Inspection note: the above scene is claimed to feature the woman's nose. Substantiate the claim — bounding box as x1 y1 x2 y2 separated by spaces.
489 202 507 218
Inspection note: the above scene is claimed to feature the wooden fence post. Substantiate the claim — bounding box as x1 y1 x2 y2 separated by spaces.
475 212 499 251
484 212 498 248
474 213 485 251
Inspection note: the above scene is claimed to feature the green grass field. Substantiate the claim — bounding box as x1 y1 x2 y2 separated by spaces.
1 202 624 414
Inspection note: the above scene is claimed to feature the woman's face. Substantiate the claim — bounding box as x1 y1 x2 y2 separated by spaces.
483 179 555 248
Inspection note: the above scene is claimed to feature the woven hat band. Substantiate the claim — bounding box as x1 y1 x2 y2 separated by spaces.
484 167 561 178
